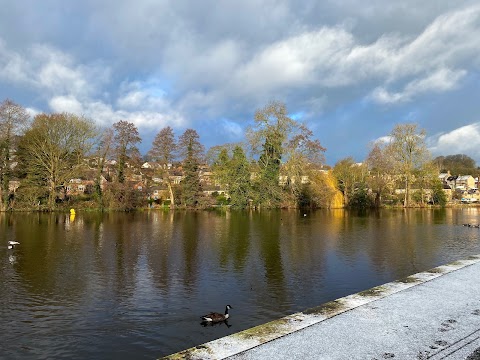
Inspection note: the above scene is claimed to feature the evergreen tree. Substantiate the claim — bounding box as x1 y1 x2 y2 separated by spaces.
178 129 204 207
256 132 283 206
212 148 230 187
228 146 251 208
182 142 201 207
430 179 447 206
113 120 141 184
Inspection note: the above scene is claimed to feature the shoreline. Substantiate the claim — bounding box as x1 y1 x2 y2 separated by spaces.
161 255 480 359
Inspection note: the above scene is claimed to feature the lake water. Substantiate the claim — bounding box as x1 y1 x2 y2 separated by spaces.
1 208 480 359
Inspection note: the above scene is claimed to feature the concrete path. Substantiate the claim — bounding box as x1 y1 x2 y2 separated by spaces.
161 256 480 360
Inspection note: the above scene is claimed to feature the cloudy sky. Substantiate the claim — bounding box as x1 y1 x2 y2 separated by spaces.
1 1 480 165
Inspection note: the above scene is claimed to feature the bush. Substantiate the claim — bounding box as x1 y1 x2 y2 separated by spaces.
349 187 374 209
216 194 230 206
430 182 448 206
12 185 45 210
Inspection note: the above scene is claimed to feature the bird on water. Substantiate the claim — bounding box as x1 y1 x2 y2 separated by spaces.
7 241 20 250
201 305 233 323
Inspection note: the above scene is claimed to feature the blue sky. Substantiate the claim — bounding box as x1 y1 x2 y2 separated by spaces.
1 1 480 165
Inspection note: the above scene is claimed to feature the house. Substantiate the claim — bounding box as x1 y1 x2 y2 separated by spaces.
149 186 169 200
199 170 216 186
476 177 480 189
127 174 143 182
141 162 154 169
442 184 453 201
203 189 230 198
66 178 95 195
131 181 145 192
438 172 450 183
456 175 475 190
170 175 184 185
278 175 310 186
444 175 458 191
169 167 184 185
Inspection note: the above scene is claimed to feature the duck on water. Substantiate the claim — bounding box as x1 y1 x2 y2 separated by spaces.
7 241 19 250
463 224 480 228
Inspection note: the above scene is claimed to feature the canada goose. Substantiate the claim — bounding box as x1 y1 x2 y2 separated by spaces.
201 305 233 323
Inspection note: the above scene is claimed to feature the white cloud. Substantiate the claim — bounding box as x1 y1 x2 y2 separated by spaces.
371 68 467 104
0 38 187 131
2 3 479 115
220 119 243 138
117 80 170 111
0 39 33 84
50 95 187 130
429 123 480 159
0 41 108 98
374 135 392 144
168 3 480 110
49 95 84 114
25 107 41 118
1 1 480 160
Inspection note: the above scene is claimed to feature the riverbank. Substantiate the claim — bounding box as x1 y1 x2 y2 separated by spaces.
162 255 480 359
5 200 480 213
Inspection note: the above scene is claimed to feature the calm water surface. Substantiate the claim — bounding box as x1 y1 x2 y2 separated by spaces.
1 208 480 359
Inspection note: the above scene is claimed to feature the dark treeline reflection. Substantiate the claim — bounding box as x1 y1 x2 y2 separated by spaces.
1 208 480 359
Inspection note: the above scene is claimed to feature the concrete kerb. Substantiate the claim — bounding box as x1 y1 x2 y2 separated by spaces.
159 255 480 360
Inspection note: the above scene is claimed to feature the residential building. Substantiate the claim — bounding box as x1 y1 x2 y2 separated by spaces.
456 175 475 190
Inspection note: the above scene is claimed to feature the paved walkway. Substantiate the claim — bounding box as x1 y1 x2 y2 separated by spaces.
162 256 480 360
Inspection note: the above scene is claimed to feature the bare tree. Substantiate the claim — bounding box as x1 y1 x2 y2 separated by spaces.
246 101 326 208
282 124 326 203
0 99 29 210
366 141 396 207
93 127 114 207
19 113 95 211
387 123 430 207
148 126 177 208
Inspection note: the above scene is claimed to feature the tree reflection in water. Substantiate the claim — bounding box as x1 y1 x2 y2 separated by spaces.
1 208 480 359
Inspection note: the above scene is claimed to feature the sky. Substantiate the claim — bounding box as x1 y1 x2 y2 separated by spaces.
0 1 480 166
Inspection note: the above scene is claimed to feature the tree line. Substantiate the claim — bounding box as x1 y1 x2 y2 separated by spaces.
0 98 475 211
332 123 480 208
